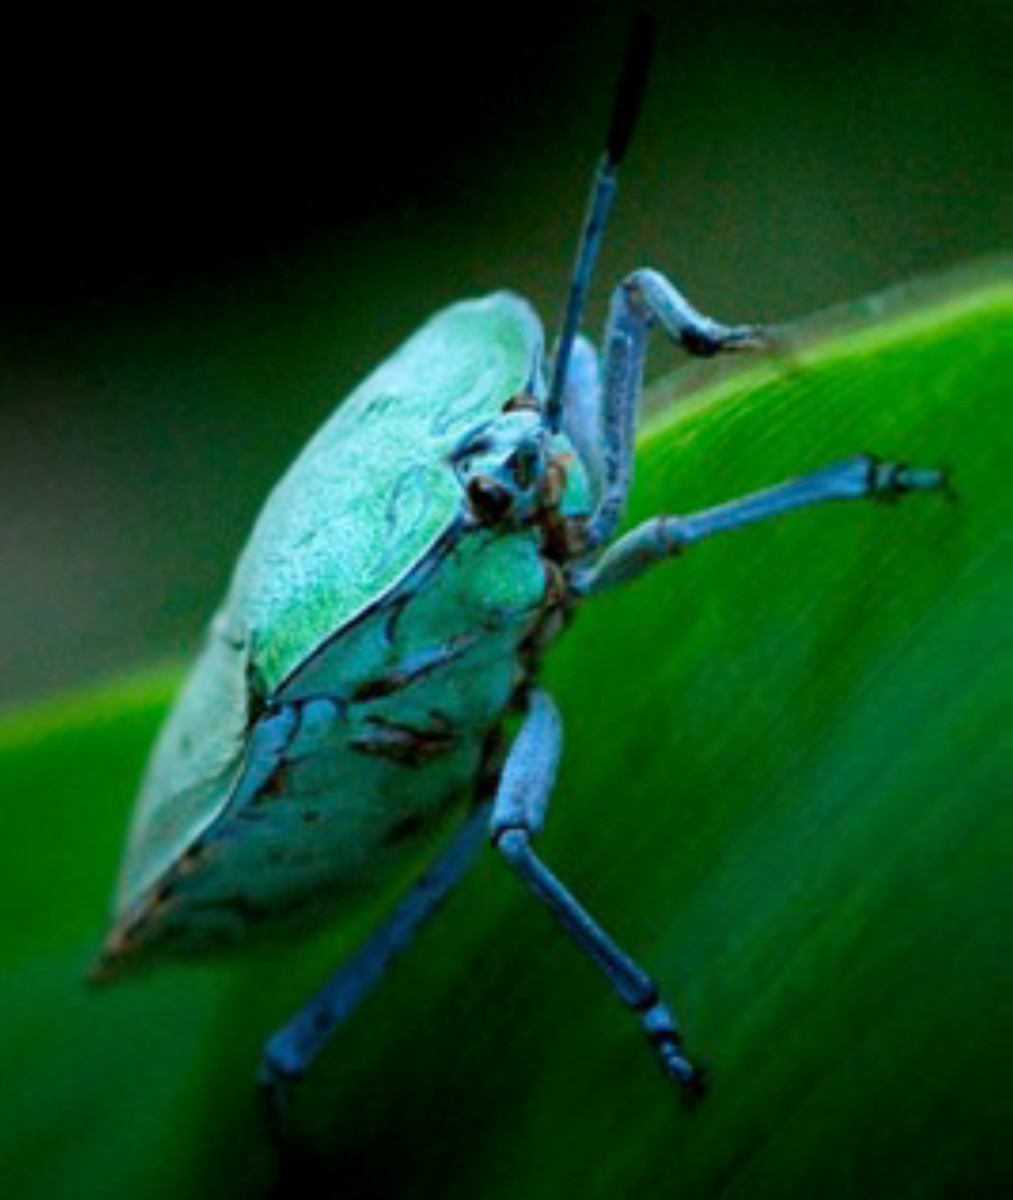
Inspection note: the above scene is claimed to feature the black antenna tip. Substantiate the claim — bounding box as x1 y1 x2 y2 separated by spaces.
605 13 656 167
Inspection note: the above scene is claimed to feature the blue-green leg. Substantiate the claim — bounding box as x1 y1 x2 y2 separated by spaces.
560 333 604 497
574 454 947 595
492 690 704 1092
259 802 491 1120
587 268 766 549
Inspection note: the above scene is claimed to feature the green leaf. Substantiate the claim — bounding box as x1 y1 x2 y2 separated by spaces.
1 272 1008 1198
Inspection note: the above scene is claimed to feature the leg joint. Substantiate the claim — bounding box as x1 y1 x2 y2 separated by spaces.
629 980 662 1014
864 454 948 502
260 1033 306 1088
492 824 533 865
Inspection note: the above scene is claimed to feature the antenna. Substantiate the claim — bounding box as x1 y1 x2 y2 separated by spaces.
544 14 656 434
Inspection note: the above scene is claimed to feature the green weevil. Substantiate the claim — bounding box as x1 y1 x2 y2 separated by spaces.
94 22 945 1110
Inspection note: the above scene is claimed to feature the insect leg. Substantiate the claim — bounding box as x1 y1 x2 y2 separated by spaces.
491 689 704 1093
574 455 948 595
560 333 604 498
259 802 491 1104
586 268 765 549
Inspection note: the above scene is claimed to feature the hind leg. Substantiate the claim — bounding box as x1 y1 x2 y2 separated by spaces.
259 803 491 1131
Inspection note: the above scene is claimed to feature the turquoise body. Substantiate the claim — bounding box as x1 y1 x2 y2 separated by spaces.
102 292 591 965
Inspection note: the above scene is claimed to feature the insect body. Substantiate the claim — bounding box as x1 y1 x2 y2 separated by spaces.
101 296 576 956
95 23 946 1105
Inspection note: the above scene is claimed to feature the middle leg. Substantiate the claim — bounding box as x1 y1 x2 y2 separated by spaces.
572 455 947 595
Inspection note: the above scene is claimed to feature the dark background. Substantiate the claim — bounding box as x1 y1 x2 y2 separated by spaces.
1 0 1008 706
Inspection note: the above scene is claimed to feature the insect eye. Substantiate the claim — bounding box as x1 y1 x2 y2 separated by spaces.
467 476 513 524
510 444 540 490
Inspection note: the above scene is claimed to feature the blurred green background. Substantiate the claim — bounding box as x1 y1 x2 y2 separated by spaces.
2 278 1007 1200
0 0 1008 708
1 4 1009 1196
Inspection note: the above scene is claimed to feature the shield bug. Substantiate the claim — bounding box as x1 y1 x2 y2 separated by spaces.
94 17 946 1113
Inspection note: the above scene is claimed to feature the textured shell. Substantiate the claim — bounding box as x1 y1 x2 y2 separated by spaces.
115 292 543 912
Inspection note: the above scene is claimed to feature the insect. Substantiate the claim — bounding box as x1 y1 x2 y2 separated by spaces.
93 20 945 1114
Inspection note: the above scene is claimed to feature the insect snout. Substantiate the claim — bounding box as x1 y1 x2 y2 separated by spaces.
452 412 550 528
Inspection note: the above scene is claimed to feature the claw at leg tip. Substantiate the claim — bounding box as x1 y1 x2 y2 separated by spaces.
899 464 951 494
681 1065 708 1105
738 324 775 352
659 1041 708 1102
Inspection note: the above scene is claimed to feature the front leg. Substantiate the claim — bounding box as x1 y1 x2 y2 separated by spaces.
573 455 948 595
492 690 704 1093
588 268 766 550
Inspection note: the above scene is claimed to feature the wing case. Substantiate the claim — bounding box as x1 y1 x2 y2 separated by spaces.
231 291 542 692
114 293 542 915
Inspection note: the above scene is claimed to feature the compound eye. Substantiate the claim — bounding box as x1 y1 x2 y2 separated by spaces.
510 442 540 490
467 475 513 524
